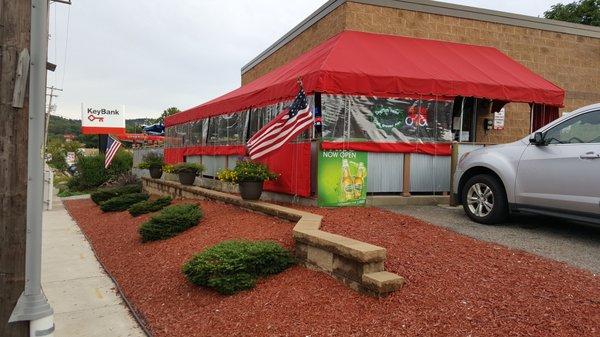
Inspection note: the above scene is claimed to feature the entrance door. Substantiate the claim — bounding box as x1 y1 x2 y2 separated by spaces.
515 109 600 216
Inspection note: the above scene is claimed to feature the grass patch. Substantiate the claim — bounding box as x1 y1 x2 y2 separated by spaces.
139 204 202 242
128 196 173 217
182 240 294 295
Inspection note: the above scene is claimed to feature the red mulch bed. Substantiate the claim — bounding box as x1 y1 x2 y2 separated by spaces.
65 199 599 337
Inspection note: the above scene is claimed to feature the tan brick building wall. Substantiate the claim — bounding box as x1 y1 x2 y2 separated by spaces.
242 2 600 143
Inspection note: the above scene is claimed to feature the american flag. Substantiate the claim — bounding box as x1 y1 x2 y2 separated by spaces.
104 135 122 168
247 86 312 160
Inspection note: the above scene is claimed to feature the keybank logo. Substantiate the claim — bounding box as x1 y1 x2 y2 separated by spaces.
87 108 120 115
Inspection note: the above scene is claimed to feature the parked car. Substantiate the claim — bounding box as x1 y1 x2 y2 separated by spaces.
453 103 600 225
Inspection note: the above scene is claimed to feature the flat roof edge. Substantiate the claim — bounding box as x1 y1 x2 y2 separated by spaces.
241 0 600 75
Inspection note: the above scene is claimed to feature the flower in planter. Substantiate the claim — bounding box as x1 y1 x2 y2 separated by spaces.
218 159 278 183
172 162 204 176
217 159 277 200
138 152 164 169
163 164 174 174
216 168 238 183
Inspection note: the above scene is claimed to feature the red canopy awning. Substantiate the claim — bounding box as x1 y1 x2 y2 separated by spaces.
167 30 564 126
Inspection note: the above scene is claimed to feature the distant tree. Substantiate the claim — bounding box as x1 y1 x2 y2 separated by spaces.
544 0 600 26
155 107 180 124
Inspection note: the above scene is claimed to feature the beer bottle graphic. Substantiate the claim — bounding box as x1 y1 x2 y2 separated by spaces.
341 159 354 201
353 162 365 199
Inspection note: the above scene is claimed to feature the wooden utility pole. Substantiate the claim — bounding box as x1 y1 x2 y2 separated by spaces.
0 1 32 337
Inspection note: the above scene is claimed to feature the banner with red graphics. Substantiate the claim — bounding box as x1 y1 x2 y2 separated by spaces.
81 105 126 134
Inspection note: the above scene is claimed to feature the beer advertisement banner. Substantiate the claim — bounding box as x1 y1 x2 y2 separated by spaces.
317 150 368 207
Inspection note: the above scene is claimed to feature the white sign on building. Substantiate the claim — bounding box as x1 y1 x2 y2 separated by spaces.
493 108 505 130
81 104 125 134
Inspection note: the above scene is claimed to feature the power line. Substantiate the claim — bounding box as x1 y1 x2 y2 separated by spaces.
61 4 71 89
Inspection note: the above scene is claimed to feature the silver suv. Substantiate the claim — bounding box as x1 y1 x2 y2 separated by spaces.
453 103 600 225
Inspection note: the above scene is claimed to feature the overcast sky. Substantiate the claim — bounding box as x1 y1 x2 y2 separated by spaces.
48 0 563 120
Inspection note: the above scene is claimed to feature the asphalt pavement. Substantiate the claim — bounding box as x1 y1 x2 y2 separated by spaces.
383 204 600 275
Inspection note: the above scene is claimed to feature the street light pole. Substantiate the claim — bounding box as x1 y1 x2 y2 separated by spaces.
9 0 55 335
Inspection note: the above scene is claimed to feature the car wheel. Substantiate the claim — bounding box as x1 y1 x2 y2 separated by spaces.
461 174 508 224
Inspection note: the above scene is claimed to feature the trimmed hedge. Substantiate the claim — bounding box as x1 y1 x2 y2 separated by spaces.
100 193 149 212
182 240 294 295
128 196 173 217
139 204 202 242
91 184 142 205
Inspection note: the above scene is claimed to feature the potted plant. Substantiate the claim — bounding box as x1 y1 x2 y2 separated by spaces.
138 152 165 179
218 159 277 200
173 162 204 186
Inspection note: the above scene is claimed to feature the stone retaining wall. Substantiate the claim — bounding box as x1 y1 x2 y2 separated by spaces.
142 177 404 296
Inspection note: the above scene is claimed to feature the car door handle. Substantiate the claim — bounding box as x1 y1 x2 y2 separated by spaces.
580 152 600 159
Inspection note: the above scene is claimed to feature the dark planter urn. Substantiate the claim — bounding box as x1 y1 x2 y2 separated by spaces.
239 181 264 200
148 167 163 179
178 171 197 186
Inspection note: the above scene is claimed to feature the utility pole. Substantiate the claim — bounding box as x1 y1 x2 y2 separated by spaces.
45 86 62 147
0 0 33 336
7 0 56 335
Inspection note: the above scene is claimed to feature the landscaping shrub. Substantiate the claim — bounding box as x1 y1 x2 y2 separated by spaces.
102 172 140 188
139 204 202 242
91 184 142 205
128 196 173 217
100 193 149 212
69 150 133 191
182 240 294 295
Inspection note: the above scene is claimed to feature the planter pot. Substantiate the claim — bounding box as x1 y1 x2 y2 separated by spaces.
148 167 163 179
239 181 264 200
178 172 197 186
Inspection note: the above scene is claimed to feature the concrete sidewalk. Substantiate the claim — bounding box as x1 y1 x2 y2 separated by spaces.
42 195 146 337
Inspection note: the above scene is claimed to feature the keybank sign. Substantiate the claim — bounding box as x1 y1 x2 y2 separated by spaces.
81 105 125 134
87 108 120 115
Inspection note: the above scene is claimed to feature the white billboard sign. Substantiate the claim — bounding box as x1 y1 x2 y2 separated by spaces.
81 105 125 134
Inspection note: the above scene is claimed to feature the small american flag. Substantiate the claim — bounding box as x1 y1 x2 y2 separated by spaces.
247 86 312 160
105 135 122 168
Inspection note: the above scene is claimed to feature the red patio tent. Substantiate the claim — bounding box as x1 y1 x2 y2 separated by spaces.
166 30 564 127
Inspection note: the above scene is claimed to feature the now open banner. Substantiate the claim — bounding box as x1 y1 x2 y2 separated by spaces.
81 105 125 134
317 149 368 207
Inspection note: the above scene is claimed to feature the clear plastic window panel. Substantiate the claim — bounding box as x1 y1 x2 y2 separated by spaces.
247 95 314 142
207 111 248 145
322 94 454 143
186 119 207 146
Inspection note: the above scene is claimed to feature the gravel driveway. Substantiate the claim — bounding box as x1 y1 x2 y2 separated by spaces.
383 205 600 275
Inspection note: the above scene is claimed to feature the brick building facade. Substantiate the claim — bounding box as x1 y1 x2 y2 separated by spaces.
241 0 600 144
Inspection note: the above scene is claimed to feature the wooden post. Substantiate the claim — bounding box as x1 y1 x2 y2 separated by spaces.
402 153 411 197
0 1 31 336
449 142 459 206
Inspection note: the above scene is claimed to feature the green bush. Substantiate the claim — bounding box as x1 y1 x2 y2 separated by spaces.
100 193 149 212
69 150 133 191
182 240 294 295
138 152 164 169
128 196 173 217
139 204 202 242
172 162 204 175
91 184 142 205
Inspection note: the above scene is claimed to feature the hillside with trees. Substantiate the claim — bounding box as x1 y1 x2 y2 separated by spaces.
48 115 156 147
